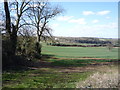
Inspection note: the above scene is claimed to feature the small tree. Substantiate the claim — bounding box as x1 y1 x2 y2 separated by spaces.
107 43 113 51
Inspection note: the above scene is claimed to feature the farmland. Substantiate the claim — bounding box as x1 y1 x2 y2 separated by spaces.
42 44 118 59
2 1 119 89
2 43 119 88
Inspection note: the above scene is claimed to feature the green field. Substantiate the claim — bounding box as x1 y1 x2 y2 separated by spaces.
42 44 118 59
2 44 119 88
3 68 92 88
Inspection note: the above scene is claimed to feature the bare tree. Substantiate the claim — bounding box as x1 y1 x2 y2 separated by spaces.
4 0 63 56
4 0 31 55
27 0 63 54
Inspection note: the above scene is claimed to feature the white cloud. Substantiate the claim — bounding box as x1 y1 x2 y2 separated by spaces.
92 20 99 23
106 16 110 19
57 16 87 25
69 18 87 25
82 10 111 16
51 23 59 28
52 22 118 38
83 11 95 15
57 16 74 21
97 22 118 29
69 22 117 38
97 10 111 15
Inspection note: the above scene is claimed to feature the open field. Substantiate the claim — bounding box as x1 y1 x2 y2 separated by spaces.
2 1 119 88
42 44 118 59
2 44 119 88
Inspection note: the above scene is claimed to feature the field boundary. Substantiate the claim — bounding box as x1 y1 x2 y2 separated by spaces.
51 57 118 60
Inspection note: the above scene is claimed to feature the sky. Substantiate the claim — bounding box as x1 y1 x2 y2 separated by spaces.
0 1 118 38
49 2 118 38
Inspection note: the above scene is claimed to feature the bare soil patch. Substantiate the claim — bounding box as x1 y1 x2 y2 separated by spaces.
51 57 118 60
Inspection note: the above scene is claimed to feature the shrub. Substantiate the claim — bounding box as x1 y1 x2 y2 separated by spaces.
16 36 41 60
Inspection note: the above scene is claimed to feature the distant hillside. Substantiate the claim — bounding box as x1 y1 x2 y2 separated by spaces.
41 36 119 47
52 36 118 45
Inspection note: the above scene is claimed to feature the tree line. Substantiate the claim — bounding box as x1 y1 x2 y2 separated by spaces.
74 40 111 44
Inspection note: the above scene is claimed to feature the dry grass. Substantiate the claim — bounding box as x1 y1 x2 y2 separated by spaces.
76 64 119 88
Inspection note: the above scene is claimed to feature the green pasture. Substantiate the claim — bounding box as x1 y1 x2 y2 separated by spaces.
42 44 118 59
2 44 119 88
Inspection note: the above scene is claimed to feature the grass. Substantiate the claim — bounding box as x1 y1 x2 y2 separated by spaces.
2 59 118 88
2 44 119 88
2 68 92 88
42 44 118 59
49 59 117 67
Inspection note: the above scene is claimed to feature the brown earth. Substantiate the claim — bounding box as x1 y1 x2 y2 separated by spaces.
51 57 118 60
29 56 118 73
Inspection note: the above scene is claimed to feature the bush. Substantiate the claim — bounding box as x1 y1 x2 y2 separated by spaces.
16 36 42 60
2 36 14 67
2 35 42 68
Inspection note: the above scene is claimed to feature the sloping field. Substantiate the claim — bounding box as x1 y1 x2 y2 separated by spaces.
2 44 119 88
42 44 118 59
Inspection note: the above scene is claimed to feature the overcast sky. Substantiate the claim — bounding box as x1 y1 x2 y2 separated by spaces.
50 2 118 38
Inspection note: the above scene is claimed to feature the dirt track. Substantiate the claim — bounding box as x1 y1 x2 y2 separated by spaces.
51 57 118 60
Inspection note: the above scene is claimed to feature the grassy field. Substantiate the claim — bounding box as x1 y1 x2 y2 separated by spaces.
2 68 92 88
42 44 118 59
2 44 119 88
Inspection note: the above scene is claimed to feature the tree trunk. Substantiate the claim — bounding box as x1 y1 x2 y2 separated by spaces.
10 24 17 55
37 34 40 42
4 0 17 56
36 34 41 55
4 0 11 35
